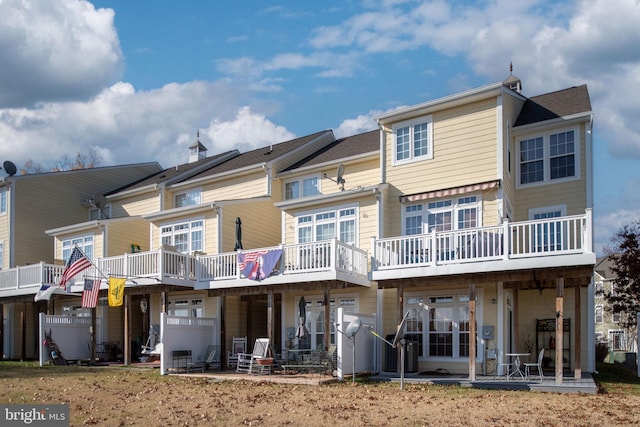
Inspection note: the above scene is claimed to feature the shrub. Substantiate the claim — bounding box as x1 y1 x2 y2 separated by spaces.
596 341 609 362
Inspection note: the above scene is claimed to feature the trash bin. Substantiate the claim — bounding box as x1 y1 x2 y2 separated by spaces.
384 335 419 372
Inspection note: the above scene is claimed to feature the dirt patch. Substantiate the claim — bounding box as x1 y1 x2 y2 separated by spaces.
1 366 640 426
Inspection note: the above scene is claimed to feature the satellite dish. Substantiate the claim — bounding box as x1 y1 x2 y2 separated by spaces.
90 194 106 209
344 318 362 338
2 160 17 177
324 164 346 191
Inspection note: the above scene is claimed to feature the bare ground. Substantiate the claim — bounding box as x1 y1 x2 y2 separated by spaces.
1 366 640 426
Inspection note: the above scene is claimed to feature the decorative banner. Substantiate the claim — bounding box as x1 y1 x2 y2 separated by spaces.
108 277 126 307
238 249 282 281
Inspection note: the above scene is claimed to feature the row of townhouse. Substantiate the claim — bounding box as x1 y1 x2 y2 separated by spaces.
0 73 596 382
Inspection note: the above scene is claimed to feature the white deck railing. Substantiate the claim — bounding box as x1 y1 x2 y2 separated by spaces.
198 239 368 282
373 210 592 270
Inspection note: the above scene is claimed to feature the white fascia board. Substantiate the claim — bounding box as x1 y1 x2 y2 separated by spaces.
375 82 504 124
45 216 139 236
274 183 387 210
276 152 379 178
142 203 217 221
511 111 593 135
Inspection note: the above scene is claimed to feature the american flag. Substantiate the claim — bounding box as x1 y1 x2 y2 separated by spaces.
81 279 101 308
238 249 282 281
59 247 92 290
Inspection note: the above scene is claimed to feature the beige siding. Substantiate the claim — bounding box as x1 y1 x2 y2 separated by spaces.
0 185 10 269
7 164 160 267
201 171 268 202
112 191 160 217
105 219 151 256
383 98 501 238
220 201 281 253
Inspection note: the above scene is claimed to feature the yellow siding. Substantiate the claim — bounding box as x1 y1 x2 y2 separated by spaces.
0 185 10 269
220 201 281 253
318 157 380 197
149 209 218 252
112 191 160 217
105 219 150 256
200 171 268 202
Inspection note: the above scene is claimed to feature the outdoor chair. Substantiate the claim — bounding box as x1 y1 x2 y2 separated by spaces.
236 338 270 374
187 345 219 373
524 348 545 381
227 336 247 369
494 348 512 380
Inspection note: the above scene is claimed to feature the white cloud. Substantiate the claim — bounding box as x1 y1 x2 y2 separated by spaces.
201 106 296 155
334 112 379 138
0 0 123 107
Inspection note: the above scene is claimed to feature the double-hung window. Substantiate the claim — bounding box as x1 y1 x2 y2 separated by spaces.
285 176 320 200
518 127 579 186
403 196 480 235
393 116 433 164
175 188 202 208
161 219 204 253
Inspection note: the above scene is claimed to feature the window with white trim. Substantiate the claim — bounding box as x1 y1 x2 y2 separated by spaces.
0 188 6 214
402 195 480 235
284 175 320 200
174 188 202 208
609 330 625 351
62 236 93 261
612 311 621 324
393 116 433 164
0 240 4 270
405 293 478 360
168 297 203 317
161 219 204 253
595 304 603 323
517 127 579 186
296 206 357 245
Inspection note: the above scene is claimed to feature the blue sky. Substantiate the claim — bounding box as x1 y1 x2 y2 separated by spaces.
0 0 639 255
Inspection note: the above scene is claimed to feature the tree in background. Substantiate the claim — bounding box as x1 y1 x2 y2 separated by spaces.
603 219 640 351
20 148 102 174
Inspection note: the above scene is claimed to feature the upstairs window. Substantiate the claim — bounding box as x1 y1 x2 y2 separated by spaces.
62 236 94 261
161 219 204 253
89 205 111 220
295 206 357 245
393 116 433 165
285 176 320 200
595 305 603 323
402 196 480 235
175 188 202 208
518 127 579 186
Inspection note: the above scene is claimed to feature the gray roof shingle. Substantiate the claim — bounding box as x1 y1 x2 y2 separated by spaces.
514 84 592 127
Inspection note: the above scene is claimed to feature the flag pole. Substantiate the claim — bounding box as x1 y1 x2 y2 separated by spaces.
73 244 109 280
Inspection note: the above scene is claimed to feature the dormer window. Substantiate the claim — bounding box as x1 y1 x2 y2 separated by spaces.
284 176 320 200
175 188 202 208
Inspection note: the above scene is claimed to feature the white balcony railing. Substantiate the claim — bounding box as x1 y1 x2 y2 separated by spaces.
198 239 368 282
373 210 592 271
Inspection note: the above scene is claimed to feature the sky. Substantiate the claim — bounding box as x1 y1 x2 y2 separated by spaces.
0 0 639 256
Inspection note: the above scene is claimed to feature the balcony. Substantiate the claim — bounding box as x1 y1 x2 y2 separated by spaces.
0 248 198 298
0 241 370 299
371 210 595 281
196 238 369 290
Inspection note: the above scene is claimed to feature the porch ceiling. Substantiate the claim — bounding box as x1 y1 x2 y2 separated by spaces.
376 265 594 290
206 280 360 297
